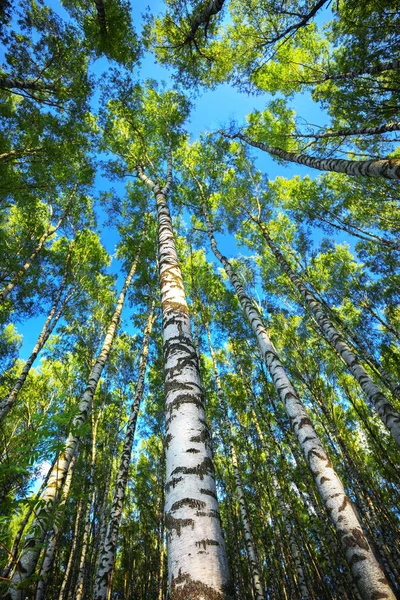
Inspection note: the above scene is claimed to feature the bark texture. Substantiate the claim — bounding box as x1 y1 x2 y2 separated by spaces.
183 0 225 45
202 204 396 600
94 303 156 600
225 131 400 180
255 218 400 445
6 239 143 600
137 161 231 600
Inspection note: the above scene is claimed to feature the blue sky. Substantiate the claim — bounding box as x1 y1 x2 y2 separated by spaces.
15 0 335 360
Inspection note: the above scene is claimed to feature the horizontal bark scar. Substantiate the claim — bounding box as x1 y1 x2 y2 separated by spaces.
171 498 206 511
165 513 194 537
171 457 214 480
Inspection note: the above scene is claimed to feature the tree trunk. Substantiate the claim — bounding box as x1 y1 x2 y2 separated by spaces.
254 218 400 445
201 203 396 600
74 410 101 600
137 159 231 600
0 76 54 91
1 457 57 580
35 450 77 600
183 0 225 46
294 120 400 140
6 237 143 600
93 0 108 35
58 499 84 600
0 284 75 420
205 322 265 600
225 131 400 180
93 302 156 600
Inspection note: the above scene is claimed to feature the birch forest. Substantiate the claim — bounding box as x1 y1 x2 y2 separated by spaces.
1 0 400 598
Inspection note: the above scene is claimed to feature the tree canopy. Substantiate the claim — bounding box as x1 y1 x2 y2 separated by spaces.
0 0 399 599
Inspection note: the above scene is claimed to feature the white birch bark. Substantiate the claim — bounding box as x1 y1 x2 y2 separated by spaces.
1 457 57 580
6 238 143 600
256 220 400 446
93 303 156 600
35 450 77 600
58 499 84 600
74 408 102 600
223 131 400 180
202 204 396 600
137 160 231 600
230 443 265 600
183 0 225 45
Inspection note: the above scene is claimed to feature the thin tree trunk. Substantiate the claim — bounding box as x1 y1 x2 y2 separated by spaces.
93 0 107 35
137 154 231 599
0 77 54 91
93 302 156 600
201 201 396 600
58 499 84 600
0 285 75 420
183 0 225 46
35 450 78 600
205 323 265 600
230 442 266 600
293 121 400 140
0 146 45 163
6 237 143 600
223 131 400 179
253 217 400 445
321 58 400 81
1 457 57 580
74 410 101 600
0 209 64 303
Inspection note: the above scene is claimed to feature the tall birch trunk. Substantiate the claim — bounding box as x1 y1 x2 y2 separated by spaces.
293 121 400 140
253 218 400 445
230 442 266 600
0 77 54 91
137 159 231 600
201 203 396 600
6 238 143 600
35 450 78 600
74 410 101 600
223 131 400 180
94 303 156 600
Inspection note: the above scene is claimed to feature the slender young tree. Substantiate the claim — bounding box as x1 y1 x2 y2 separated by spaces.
5 234 144 600
94 301 156 599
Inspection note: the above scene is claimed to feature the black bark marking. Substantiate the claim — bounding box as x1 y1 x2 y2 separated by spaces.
165 513 194 537
165 476 183 492
195 539 220 550
171 457 214 480
200 488 218 500
338 495 351 512
171 498 206 511
190 429 210 443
